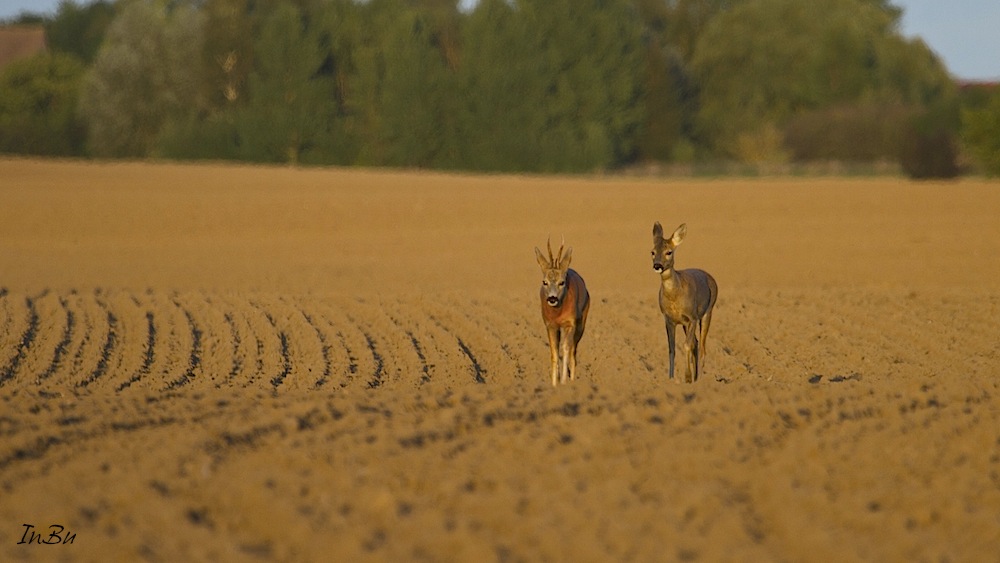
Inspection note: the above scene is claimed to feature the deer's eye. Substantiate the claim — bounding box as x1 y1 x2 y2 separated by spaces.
665 250 673 256
651 250 655 256
558 281 565 287
542 280 549 286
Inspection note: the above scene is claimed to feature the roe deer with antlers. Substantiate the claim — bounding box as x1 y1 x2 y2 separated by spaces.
535 238 590 386
651 222 718 383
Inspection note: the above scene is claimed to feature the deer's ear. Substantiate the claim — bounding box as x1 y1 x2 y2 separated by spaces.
535 247 548 269
671 223 687 246
652 221 663 240
559 246 573 270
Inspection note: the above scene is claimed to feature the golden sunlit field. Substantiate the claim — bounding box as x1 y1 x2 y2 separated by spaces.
1 158 999 561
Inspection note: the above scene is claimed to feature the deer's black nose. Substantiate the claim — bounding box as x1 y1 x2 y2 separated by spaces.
547 296 559 306
653 263 663 272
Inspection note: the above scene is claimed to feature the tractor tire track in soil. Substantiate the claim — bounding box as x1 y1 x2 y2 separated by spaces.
77 291 118 389
299 309 333 389
164 298 203 391
221 312 243 383
20 291 599 392
37 296 75 383
115 309 155 392
0 290 562 392
1 289 803 393
308 300 362 389
253 303 293 390
0 293 39 387
361 329 385 389
6 291 61 386
3 288 995 398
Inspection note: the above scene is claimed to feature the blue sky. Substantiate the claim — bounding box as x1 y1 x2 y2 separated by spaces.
894 0 1000 81
1 0 997 81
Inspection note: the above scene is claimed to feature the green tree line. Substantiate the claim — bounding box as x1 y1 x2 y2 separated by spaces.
2 0 998 176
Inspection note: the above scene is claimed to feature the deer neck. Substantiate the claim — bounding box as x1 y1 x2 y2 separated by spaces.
659 268 682 293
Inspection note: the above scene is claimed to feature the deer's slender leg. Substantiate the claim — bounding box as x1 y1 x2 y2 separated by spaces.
547 326 560 386
686 323 699 382
699 312 712 375
560 325 573 383
564 325 577 381
665 318 677 380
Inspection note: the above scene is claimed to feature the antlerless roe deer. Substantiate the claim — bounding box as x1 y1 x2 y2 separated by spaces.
651 222 718 383
535 238 590 386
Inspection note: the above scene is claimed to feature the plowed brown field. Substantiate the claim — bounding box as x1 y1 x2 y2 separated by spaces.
1 158 999 561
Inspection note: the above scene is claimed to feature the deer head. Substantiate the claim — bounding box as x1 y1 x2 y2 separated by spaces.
535 237 573 308
652 222 686 275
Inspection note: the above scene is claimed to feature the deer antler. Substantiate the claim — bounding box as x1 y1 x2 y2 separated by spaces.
544 235 568 267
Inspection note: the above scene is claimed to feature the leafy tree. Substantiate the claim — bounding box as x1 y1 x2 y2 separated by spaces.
899 102 960 179
78 1 206 157
537 0 644 170
160 0 363 164
870 33 954 106
783 101 912 162
457 0 545 170
45 1 116 63
656 0 739 64
196 0 258 112
962 90 1000 176
332 0 462 168
373 5 462 168
405 0 462 70
229 1 335 164
3 0 961 173
156 112 240 161
158 0 315 162
461 0 643 172
633 0 699 162
957 82 998 113
0 52 86 155
0 11 46 24
312 0 369 164
690 0 953 160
